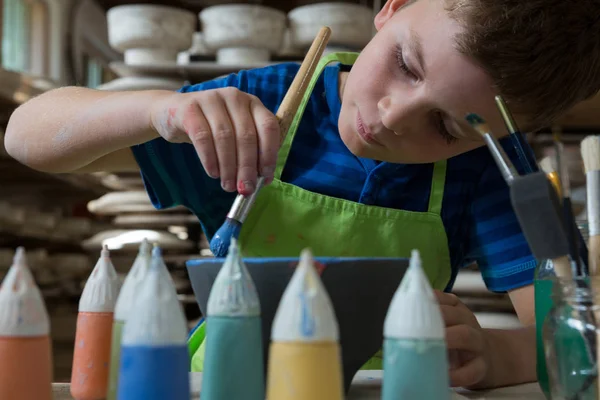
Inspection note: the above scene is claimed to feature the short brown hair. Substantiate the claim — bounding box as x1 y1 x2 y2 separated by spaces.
446 0 600 130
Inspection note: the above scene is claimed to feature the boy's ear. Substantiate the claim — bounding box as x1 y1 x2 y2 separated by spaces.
375 0 413 30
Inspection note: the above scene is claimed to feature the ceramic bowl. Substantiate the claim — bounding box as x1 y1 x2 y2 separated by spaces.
199 4 287 55
186 257 409 392
107 5 197 65
288 2 374 49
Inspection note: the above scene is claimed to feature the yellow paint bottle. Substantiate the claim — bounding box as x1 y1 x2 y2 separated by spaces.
266 248 344 400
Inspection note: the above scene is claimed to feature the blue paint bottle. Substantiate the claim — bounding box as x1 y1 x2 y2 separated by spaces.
117 246 190 400
202 238 265 400
382 249 451 400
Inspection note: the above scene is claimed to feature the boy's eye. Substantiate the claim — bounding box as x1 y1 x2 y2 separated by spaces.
435 112 457 145
395 45 417 79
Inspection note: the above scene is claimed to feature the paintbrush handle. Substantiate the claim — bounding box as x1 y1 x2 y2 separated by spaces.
225 27 332 223
276 27 332 139
483 134 519 184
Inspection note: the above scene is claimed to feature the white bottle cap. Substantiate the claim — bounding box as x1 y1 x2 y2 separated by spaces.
0 247 50 336
114 239 152 321
207 238 260 317
79 245 120 313
384 249 445 339
121 245 187 346
271 248 339 342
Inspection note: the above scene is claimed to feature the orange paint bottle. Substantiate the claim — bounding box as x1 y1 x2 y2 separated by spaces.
71 246 120 400
0 247 52 400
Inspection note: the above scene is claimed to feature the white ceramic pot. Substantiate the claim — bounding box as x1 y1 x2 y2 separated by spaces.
216 47 270 65
107 5 197 64
199 4 287 53
288 2 374 49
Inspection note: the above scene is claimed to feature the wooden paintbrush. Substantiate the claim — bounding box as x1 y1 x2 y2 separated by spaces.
553 130 584 277
581 136 600 275
209 27 332 258
539 156 563 199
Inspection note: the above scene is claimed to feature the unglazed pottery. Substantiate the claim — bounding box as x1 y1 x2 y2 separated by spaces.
107 5 196 65
98 77 185 92
288 2 374 49
199 4 286 57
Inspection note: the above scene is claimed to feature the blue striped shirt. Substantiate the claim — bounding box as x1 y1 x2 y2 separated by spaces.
131 62 537 293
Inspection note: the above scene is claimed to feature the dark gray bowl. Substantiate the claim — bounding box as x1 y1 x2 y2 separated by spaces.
186 257 409 392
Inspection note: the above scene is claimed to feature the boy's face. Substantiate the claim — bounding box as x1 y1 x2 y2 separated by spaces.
338 0 509 163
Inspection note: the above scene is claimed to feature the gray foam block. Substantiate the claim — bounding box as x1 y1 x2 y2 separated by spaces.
509 172 570 260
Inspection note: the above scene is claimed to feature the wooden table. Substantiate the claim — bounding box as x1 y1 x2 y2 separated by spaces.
52 371 545 399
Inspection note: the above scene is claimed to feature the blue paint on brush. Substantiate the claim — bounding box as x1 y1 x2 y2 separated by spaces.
382 338 450 400
202 316 264 400
117 345 189 400
209 219 242 257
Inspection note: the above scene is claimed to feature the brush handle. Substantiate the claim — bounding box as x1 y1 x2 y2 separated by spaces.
224 27 332 223
588 170 600 275
275 27 332 140
483 134 519 184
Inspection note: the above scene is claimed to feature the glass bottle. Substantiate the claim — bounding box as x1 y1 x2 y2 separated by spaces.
543 276 599 400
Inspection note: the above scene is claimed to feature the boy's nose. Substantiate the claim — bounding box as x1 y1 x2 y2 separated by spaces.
377 95 425 136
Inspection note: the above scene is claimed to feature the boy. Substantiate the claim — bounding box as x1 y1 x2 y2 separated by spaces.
5 0 600 391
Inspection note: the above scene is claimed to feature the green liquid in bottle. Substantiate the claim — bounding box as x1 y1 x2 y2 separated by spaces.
535 278 553 399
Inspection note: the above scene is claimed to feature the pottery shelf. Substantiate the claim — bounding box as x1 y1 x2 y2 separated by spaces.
107 60 296 83
0 68 56 111
0 156 110 204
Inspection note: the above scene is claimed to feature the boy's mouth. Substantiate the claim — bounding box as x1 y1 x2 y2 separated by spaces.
356 111 383 146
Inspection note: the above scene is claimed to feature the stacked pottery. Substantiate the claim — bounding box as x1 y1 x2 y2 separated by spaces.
107 4 196 65
199 4 287 65
288 2 373 52
177 32 215 64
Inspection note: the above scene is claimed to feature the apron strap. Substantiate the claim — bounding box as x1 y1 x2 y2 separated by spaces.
274 52 360 180
428 160 447 215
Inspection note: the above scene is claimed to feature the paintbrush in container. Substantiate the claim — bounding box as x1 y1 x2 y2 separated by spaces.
554 131 585 277
494 96 538 174
465 113 574 278
209 27 332 257
539 156 562 198
495 99 589 272
581 135 600 398
582 135 600 275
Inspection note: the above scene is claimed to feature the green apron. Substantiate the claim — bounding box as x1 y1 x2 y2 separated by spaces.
188 52 452 371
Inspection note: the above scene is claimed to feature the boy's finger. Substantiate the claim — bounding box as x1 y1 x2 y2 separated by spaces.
202 96 237 192
227 99 258 196
183 103 219 179
251 97 280 181
445 324 484 353
449 356 486 388
435 290 461 307
439 304 469 327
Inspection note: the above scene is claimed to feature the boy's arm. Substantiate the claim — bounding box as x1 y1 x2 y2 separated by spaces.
5 86 167 173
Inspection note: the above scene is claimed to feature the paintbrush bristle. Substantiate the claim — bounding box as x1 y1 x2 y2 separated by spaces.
539 156 557 174
581 135 600 174
209 218 242 258
464 113 492 138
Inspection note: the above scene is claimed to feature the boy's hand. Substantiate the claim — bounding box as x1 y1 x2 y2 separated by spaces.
150 88 281 195
434 290 491 388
